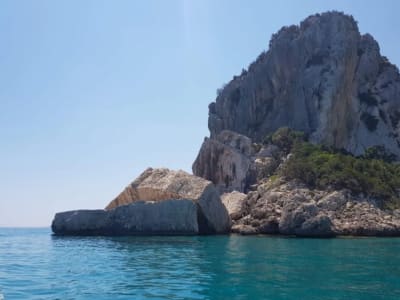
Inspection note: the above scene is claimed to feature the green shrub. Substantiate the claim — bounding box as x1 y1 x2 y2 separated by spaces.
280 141 400 209
264 127 307 153
362 145 397 163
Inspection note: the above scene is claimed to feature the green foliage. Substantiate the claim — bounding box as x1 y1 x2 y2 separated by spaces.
269 174 279 183
280 141 400 209
362 146 397 163
264 127 306 153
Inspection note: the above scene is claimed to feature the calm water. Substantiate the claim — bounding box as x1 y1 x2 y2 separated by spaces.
0 228 399 299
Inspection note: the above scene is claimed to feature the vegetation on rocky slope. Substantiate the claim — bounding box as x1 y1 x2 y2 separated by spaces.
266 128 400 209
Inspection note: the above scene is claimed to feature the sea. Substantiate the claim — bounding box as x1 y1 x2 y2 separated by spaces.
0 228 399 300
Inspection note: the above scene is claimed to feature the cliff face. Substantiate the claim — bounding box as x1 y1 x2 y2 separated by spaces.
191 11 400 237
207 12 400 157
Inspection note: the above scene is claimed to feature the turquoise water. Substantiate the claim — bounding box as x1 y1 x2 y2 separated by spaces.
0 228 399 299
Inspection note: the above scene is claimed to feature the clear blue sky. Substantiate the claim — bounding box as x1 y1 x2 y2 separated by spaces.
1 0 400 227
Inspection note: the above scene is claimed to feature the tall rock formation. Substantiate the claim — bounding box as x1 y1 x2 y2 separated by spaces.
205 12 400 157
194 11 400 192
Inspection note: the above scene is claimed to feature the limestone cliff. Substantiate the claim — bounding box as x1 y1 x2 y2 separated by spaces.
206 11 400 157
191 12 400 236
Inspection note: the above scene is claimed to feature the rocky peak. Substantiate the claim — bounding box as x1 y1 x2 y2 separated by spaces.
207 11 400 157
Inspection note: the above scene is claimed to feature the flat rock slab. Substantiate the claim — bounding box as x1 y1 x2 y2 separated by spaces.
52 199 199 236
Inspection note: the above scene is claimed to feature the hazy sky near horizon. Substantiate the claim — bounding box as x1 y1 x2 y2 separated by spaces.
1 0 400 227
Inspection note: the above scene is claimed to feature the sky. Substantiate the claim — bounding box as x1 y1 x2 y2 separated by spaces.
1 0 400 227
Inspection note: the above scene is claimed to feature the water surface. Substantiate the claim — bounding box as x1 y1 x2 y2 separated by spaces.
0 228 399 299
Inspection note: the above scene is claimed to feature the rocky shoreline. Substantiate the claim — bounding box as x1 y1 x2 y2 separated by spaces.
52 165 400 237
228 180 400 237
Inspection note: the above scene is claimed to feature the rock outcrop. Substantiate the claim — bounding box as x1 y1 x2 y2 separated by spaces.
105 168 231 234
221 191 247 220
230 179 400 237
192 11 400 237
52 200 199 235
52 168 231 235
206 11 400 157
193 130 280 193
193 131 254 193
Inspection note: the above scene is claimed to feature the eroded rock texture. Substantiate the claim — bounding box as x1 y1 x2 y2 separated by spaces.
231 179 400 237
193 130 280 193
52 200 199 236
207 12 400 157
106 168 231 234
52 168 231 235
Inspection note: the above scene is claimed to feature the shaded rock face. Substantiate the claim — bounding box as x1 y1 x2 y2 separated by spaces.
193 130 280 193
52 200 199 236
231 179 400 237
105 168 231 234
52 210 109 235
207 12 400 157
193 131 253 193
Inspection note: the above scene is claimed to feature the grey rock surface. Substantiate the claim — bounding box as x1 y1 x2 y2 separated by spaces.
232 179 400 237
279 202 334 237
206 12 400 157
193 131 280 193
106 168 231 234
192 11 400 237
52 199 198 235
53 168 231 235
51 210 109 235
193 131 253 193
221 191 247 220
